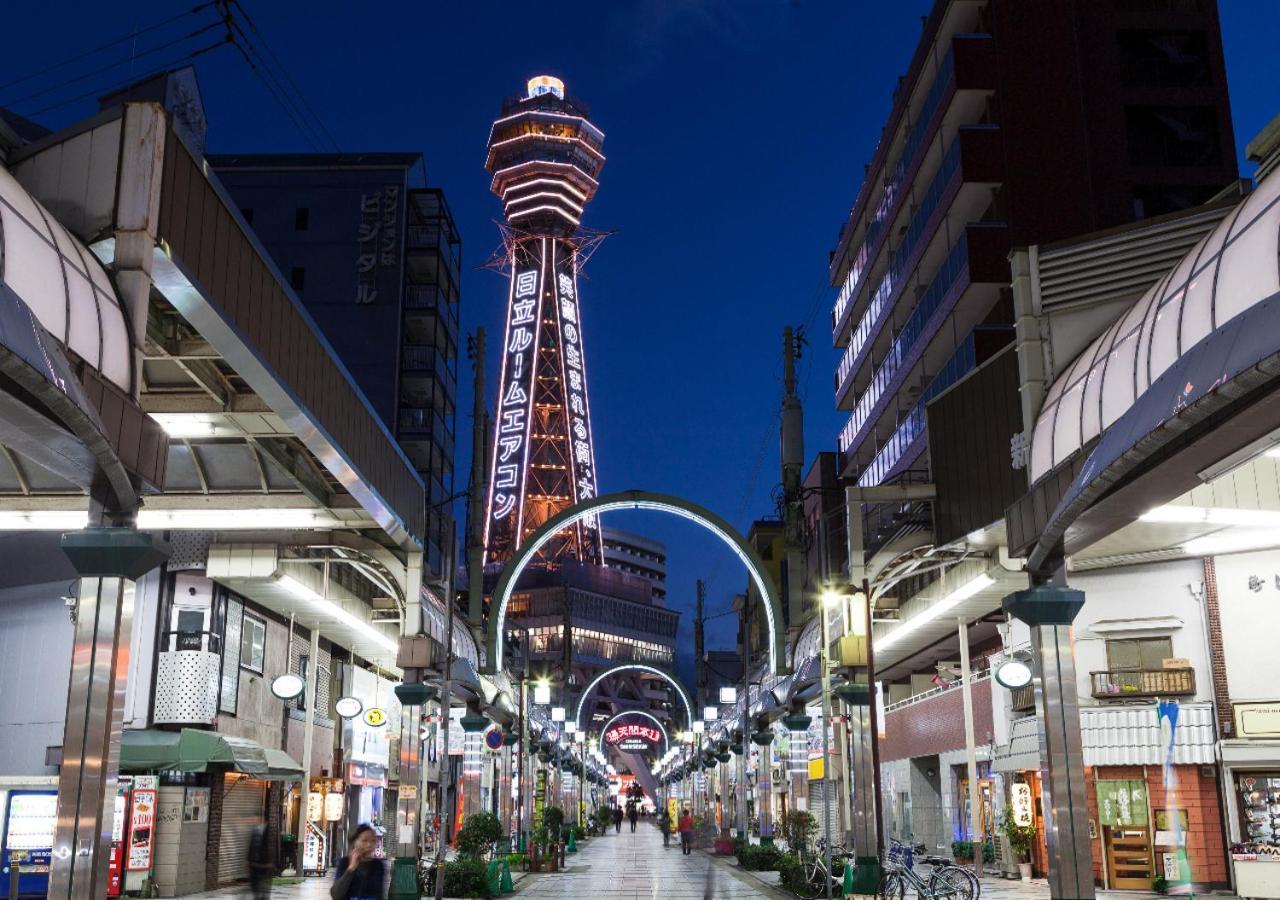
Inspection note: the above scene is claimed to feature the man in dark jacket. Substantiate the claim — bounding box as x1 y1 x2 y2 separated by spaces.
247 815 273 899
612 805 623 833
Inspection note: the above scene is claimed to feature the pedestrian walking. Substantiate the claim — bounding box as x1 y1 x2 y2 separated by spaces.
246 815 273 900
627 804 638 833
612 805 623 834
658 808 672 848
330 823 386 900
678 807 694 856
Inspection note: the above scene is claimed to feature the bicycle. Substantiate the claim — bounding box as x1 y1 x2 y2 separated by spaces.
797 837 855 899
878 839 980 900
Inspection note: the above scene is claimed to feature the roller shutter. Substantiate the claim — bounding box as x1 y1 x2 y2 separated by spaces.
217 775 267 883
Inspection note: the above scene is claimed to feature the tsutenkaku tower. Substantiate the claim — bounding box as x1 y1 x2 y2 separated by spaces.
483 76 606 566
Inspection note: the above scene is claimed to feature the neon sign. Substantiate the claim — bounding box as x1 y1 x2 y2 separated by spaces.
605 723 662 752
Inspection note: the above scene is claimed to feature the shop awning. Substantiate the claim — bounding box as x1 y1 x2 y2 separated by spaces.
120 729 301 780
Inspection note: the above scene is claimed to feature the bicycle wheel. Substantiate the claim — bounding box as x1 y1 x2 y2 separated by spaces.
927 866 978 900
878 870 906 900
799 858 828 900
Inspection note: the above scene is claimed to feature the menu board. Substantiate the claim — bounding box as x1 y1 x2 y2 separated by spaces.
1239 775 1280 844
126 789 156 871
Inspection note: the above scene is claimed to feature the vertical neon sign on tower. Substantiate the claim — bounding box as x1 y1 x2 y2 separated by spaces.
483 76 606 564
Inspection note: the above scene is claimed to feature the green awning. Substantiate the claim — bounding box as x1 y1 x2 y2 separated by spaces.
263 748 305 782
120 729 286 778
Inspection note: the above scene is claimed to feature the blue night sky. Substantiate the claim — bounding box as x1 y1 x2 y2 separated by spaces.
4 1 1278 684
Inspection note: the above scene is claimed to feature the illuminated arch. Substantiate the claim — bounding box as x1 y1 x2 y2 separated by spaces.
575 662 693 729
486 490 787 674
597 710 669 756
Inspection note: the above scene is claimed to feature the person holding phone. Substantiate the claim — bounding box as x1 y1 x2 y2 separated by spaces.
330 824 386 900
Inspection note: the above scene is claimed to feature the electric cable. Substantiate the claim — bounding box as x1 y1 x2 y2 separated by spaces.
0 3 214 92
22 39 230 117
224 32 324 151
1 19 224 108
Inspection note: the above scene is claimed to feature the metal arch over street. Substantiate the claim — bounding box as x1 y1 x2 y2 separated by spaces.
596 709 670 755
575 663 693 729
485 489 788 675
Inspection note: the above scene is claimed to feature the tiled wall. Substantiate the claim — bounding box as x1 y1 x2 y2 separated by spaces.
882 680 994 761
1085 764 1229 888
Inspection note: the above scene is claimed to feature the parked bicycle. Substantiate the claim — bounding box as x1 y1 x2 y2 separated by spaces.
878 839 980 900
797 837 855 899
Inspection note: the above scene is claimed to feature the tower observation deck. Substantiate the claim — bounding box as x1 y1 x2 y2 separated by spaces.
483 76 606 565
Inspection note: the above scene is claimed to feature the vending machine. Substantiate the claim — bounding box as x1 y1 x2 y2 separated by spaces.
1 791 57 898
107 779 131 898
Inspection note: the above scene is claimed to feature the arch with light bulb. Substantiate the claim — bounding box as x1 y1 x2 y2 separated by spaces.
596 709 670 756
486 490 787 675
573 662 693 730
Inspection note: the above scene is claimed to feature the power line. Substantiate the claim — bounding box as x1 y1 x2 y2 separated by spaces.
22 39 231 118
0 20 223 108
230 0 340 151
224 27 325 151
0 3 214 93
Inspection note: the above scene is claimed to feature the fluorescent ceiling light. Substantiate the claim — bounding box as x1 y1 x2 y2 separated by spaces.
1141 505 1280 527
1182 529 1280 557
0 510 89 530
149 414 239 439
876 573 997 651
274 573 398 655
1267 448 1280 459
137 508 339 530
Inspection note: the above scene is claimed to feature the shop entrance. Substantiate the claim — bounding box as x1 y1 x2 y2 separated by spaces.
1097 779 1153 890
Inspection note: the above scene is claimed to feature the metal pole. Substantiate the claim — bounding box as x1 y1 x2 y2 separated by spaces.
298 561 326 860
432 559 456 900
821 602 834 900
959 618 983 877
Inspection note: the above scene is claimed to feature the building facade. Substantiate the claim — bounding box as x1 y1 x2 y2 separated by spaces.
207 153 461 580
601 526 667 605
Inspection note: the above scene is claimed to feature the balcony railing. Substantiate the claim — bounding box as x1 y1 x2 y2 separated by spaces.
836 140 963 401
839 233 970 455
1090 668 1196 699
832 48 958 334
1011 684 1035 713
854 335 976 486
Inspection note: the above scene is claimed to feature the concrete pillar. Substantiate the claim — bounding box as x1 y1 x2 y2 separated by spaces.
1004 585 1094 900
49 529 167 900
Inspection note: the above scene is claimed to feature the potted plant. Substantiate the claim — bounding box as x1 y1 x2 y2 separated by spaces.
951 839 974 864
1001 804 1037 881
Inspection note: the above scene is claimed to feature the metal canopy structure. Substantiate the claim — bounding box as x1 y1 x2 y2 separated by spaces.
574 662 693 729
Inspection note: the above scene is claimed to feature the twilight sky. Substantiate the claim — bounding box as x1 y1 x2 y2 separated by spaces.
3 1 1278 684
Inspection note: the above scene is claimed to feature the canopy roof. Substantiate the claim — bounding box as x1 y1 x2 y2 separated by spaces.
1030 174 1280 483
0 164 131 392
119 728 303 781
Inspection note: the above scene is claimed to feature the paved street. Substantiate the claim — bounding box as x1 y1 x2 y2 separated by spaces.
183 826 1185 900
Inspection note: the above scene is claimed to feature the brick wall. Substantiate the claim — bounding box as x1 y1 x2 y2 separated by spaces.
1203 556 1233 737
881 680 994 761
1085 764 1229 889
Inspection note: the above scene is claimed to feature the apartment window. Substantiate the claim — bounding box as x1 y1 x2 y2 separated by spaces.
1106 637 1173 672
241 207 255 225
1117 30 1211 88
295 207 310 231
290 267 306 291
240 614 266 673
1126 106 1221 168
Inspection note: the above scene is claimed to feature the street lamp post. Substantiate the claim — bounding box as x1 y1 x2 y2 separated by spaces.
819 591 840 900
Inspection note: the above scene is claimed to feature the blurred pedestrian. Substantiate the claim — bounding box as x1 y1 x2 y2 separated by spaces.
678 807 694 856
612 805 623 834
247 814 273 900
627 804 638 833
658 808 672 848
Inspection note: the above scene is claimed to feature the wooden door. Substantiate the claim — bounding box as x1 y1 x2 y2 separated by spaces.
1104 825 1154 890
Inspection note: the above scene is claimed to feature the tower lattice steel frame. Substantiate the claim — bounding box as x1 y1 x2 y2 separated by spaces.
483 76 607 566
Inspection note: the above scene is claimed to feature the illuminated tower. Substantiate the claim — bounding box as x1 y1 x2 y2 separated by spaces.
483 76 606 565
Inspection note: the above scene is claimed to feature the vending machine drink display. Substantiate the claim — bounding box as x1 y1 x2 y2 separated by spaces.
2 791 57 898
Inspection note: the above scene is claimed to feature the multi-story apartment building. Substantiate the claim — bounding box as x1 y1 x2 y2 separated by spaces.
602 526 668 605
208 154 461 580
829 0 1237 499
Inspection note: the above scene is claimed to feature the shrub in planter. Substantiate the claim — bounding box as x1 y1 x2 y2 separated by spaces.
777 853 811 895
951 839 974 862
543 806 566 838
443 858 491 898
457 812 504 860
781 811 817 856
737 844 782 871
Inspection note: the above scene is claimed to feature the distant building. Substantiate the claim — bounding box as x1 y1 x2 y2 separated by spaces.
601 526 667 605
208 153 461 579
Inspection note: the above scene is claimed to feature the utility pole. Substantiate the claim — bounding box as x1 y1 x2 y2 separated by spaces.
466 328 487 631
781 326 806 636
695 580 706 711
434 530 458 900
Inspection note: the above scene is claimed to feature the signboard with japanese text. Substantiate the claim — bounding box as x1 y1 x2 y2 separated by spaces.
604 722 662 753
126 788 156 871
302 821 326 874
354 185 400 306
